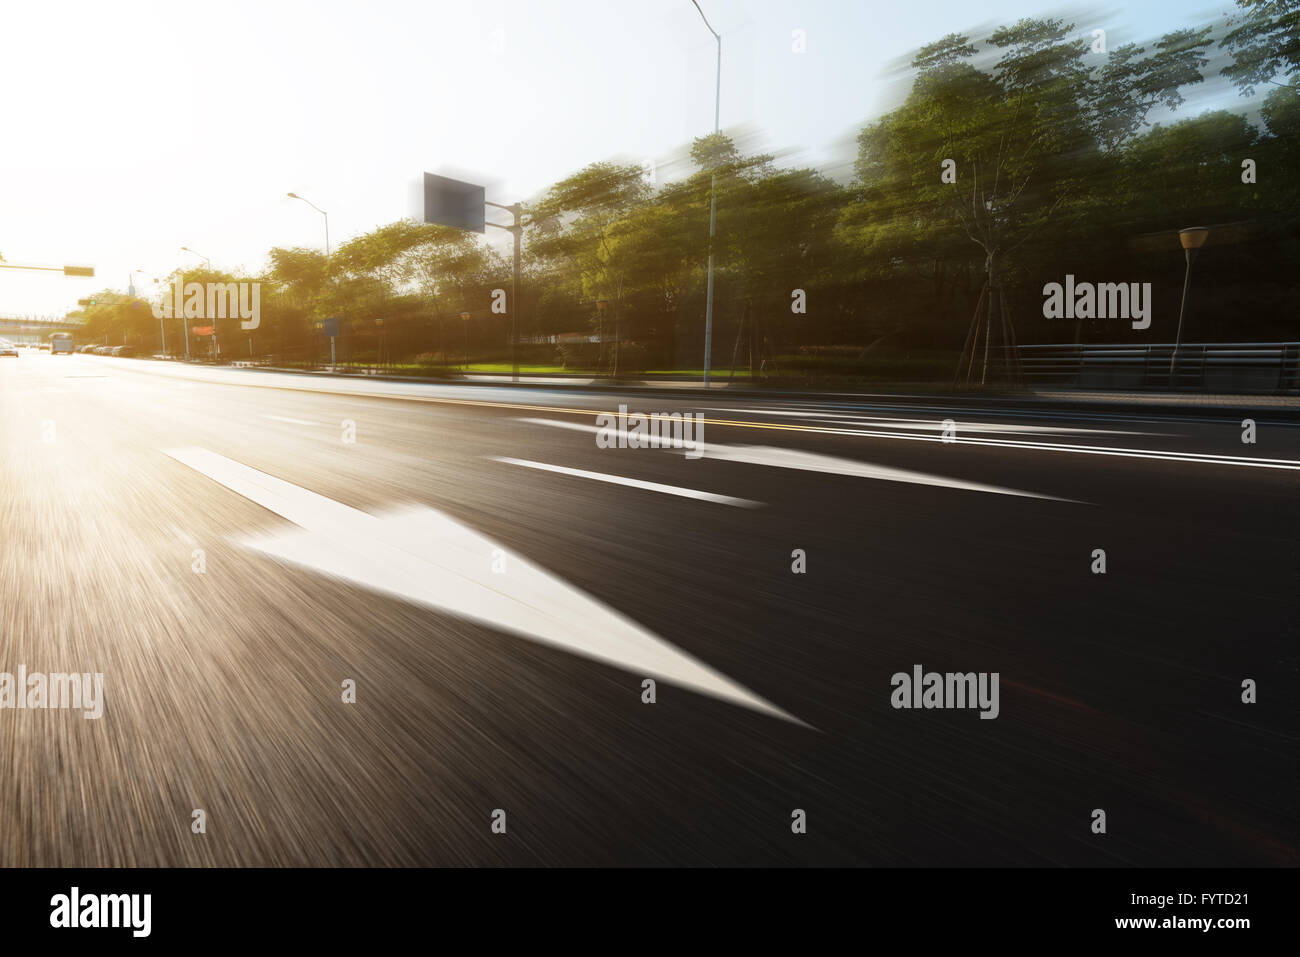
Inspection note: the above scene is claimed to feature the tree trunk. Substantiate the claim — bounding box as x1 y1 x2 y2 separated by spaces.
981 250 998 385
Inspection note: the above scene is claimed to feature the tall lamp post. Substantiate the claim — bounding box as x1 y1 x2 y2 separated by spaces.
691 0 721 386
1171 226 1210 385
167 269 191 360
289 193 332 372
180 246 211 269
180 247 213 357
485 201 522 382
130 270 163 355
287 193 330 257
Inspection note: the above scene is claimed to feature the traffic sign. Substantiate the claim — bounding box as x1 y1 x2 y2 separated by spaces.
423 173 485 233
321 317 340 337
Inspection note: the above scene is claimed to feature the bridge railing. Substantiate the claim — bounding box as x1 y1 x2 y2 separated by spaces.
1016 342 1300 394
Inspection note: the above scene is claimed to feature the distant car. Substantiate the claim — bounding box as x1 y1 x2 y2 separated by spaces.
78 345 96 353
0 340 17 358
93 346 112 355
111 345 136 357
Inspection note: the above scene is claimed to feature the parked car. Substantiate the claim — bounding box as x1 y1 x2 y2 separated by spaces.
78 344 97 353
111 346 136 357
0 340 18 358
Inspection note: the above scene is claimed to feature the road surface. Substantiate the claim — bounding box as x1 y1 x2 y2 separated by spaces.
1 351 1295 866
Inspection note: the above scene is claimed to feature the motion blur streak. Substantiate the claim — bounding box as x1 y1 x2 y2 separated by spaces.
1 352 1294 866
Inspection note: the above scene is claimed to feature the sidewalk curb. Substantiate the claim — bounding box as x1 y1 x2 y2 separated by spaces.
149 360 1300 420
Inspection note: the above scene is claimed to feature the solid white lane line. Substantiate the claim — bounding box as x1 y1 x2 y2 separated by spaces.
698 407 1156 436
260 414 320 426
514 418 1071 501
492 457 763 508
161 447 806 726
516 416 1300 471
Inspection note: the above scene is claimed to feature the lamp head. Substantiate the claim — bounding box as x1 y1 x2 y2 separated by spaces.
1179 227 1210 251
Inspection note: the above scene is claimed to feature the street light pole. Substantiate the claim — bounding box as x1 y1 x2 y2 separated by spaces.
180 248 214 358
170 269 191 360
1171 227 1210 386
486 201 522 382
132 270 164 355
692 0 721 386
287 193 332 373
287 193 330 257
180 246 211 269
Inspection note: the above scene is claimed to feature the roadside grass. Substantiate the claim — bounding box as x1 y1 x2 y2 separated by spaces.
267 351 971 391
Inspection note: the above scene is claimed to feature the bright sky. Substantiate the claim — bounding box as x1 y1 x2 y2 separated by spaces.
0 0 1231 316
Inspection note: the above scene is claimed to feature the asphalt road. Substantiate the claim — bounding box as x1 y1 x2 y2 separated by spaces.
1 350 1295 866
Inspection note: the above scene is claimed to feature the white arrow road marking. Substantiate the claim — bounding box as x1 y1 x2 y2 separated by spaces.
163 447 807 726
516 418 1073 501
492 457 763 508
699 444 1079 501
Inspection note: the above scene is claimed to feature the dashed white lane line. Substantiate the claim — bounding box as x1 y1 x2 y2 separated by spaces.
492 457 763 508
260 414 320 426
514 418 1072 501
162 447 806 726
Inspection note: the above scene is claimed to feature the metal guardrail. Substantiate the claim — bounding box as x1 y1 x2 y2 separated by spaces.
1016 342 1300 394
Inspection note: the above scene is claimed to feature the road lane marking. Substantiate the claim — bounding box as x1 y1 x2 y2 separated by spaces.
514 414 1300 472
102 361 1297 469
514 418 1072 501
492 457 763 508
260 414 320 426
698 407 1157 436
161 447 806 726
92 356 1289 424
